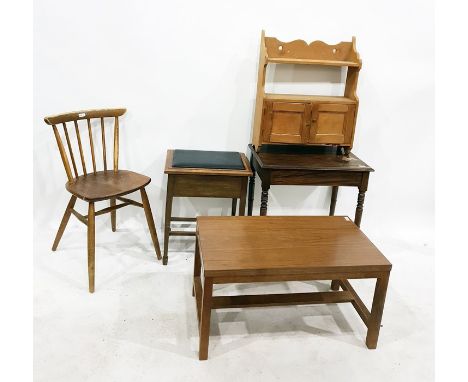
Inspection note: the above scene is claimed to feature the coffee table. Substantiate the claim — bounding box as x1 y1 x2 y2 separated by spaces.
193 216 391 360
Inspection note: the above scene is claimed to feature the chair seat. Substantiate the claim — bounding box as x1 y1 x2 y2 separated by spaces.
172 149 245 170
66 170 151 201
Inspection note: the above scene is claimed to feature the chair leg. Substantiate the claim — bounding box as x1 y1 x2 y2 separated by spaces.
140 188 162 260
52 195 77 251
87 202 95 293
110 198 116 232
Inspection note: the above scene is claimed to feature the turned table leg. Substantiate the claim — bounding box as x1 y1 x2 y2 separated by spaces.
354 173 369 228
354 190 366 228
329 186 339 216
260 184 270 216
247 166 256 216
366 273 390 349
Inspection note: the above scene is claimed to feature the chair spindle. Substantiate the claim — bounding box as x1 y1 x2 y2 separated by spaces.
74 120 87 175
87 118 97 174
100 117 107 171
52 125 73 182
62 123 79 178
113 116 119 172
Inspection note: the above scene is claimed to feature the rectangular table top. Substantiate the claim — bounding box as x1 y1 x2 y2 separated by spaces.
250 144 374 172
197 216 391 277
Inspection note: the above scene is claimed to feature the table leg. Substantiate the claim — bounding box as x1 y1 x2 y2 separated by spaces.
329 186 339 216
355 172 369 228
199 277 213 360
163 176 174 265
247 171 256 216
231 199 237 216
329 185 340 290
354 190 366 228
330 280 340 291
260 184 270 216
366 273 390 349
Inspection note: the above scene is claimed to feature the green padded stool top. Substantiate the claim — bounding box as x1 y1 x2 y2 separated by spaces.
172 149 245 170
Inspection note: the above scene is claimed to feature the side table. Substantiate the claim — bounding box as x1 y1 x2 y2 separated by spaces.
163 149 252 265
247 144 374 227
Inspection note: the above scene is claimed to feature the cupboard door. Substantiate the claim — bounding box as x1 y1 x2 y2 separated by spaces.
309 104 355 145
262 101 310 144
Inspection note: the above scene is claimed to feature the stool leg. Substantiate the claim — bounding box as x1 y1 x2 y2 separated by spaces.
87 202 95 293
238 178 248 216
140 188 162 260
163 176 174 265
231 198 237 216
199 277 213 361
366 273 390 349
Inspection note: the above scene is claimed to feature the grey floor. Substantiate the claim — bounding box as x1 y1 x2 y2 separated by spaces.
34 217 433 381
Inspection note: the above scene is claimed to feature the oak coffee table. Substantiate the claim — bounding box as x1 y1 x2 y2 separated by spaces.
193 216 391 360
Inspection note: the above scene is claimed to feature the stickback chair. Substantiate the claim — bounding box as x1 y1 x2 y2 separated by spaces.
44 108 162 293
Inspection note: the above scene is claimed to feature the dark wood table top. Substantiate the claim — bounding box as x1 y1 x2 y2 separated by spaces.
249 144 374 172
197 216 391 277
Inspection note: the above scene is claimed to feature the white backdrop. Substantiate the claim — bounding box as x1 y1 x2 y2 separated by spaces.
34 0 434 247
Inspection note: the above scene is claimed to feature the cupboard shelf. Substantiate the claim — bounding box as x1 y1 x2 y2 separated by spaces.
266 57 360 67
251 31 362 154
264 94 356 104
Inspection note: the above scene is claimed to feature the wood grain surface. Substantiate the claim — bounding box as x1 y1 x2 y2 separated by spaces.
65 170 151 202
197 216 391 277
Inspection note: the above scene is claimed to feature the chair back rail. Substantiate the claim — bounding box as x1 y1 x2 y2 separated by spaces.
44 108 126 181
